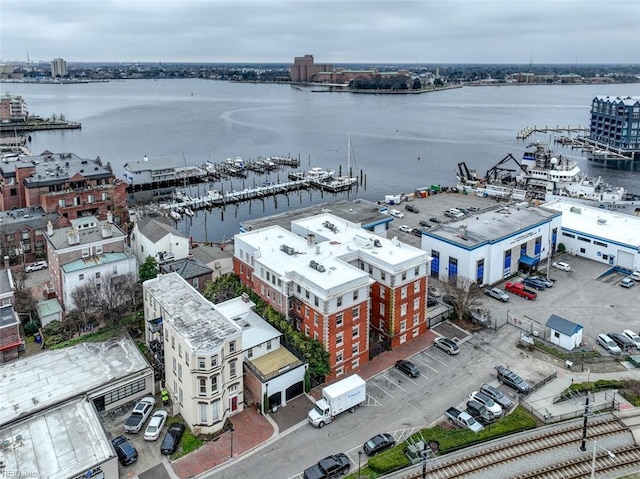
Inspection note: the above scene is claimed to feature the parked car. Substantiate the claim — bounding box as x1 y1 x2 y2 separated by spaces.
523 276 547 291
398 225 413 233
363 433 396 456
412 229 423 237
608 333 635 352
160 422 186 455
303 453 350 479
112 435 138 466
433 336 460 355
457 207 469 214
479 383 515 410
622 330 640 349
124 396 156 433
428 285 441 297
551 261 571 272
25 261 48 273
405 204 419 213
484 287 510 302
419 220 431 228
427 296 438 308
389 209 404 218
630 271 640 281
530 275 554 288
442 294 456 307
144 410 168 441
429 217 442 224
467 206 480 212
395 359 420 378
495 365 531 394
620 278 635 288
597 334 622 355
468 391 502 418
466 400 495 425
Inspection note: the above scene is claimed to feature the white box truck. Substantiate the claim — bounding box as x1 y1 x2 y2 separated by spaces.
308 374 366 428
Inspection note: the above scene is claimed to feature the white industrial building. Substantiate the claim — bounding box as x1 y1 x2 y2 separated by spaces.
0 338 153 479
421 204 562 285
542 200 640 271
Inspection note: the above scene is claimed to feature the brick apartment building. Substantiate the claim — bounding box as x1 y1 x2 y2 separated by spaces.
0 151 128 227
0 93 28 122
233 213 431 380
0 206 60 265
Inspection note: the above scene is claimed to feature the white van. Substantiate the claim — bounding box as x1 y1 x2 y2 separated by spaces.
446 208 465 219
597 334 621 355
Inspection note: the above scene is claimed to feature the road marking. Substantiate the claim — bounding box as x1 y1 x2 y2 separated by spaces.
421 350 449 366
413 356 439 373
369 379 396 398
380 373 411 391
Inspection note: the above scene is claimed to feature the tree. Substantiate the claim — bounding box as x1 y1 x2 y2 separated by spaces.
91 272 137 326
70 283 96 329
139 256 159 283
440 276 485 320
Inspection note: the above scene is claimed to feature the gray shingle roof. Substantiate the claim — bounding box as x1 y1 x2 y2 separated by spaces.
138 217 186 243
545 314 583 337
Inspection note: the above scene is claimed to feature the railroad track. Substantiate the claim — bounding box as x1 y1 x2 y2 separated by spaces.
514 444 640 479
415 417 628 479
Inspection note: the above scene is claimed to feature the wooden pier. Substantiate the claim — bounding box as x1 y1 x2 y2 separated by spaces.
516 125 588 140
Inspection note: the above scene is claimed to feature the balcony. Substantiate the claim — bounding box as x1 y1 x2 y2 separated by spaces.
147 317 162 333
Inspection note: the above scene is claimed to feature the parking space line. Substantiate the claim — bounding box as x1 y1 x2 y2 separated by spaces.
413 356 439 373
379 373 411 391
421 350 450 366
369 380 396 398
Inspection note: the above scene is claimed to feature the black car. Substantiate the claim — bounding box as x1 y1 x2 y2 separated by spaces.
522 277 546 291
429 217 442 224
395 359 420 378
112 435 138 466
466 400 495 425
427 296 438 308
303 453 350 479
412 228 423 237
608 332 635 351
405 204 419 213
160 422 186 455
363 433 396 456
495 365 531 394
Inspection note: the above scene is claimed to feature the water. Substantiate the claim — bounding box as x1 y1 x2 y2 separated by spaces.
4 80 640 242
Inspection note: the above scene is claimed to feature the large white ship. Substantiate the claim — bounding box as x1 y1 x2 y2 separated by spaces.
457 142 640 206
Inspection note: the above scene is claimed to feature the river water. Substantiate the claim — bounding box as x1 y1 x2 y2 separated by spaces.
3 80 640 242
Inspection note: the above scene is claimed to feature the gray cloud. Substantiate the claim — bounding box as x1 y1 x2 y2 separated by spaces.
1 0 638 64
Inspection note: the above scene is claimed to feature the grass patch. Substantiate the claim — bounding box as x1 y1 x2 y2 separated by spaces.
561 379 640 407
532 339 601 362
167 416 206 460
48 326 123 349
345 407 536 478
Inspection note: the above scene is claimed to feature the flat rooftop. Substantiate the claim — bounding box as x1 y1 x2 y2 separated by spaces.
425 204 558 248
0 337 150 427
543 199 640 249
0 397 113 479
144 273 241 353
250 346 301 377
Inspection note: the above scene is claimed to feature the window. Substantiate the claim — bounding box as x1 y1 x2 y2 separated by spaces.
193 278 199 289
580 248 586 253
173 357 177 374
112 266 117 275
400 304 407 316
305 325 309 336
229 360 237 378
401 286 408 299
247 348 253 358
414 281 420 293
379 304 385 316
229 341 236 353
414 266 420 276
95 272 101 279
413 298 419 310
336 366 344 377
199 378 207 396
171 336 175 349
211 400 220 422
198 357 206 370
178 344 182 358
179 388 183 405
413 313 419 325
380 286 385 299
266 340 272 350
79 273 84 280
400 320 407 331
102 378 146 407
352 359 359 369
336 351 343 363
82 247 90 258
381 271 386 281
96 245 103 254
336 313 343 327
352 325 359 338
185 354 189 366
352 306 359 319
212 355 218 368
314 312 319 326
178 364 182 381
314 296 319 307
336 332 344 346
401 272 407 281
211 375 219 393
337 295 343 307
353 290 359 300
199 403 208 423
352 344 359 356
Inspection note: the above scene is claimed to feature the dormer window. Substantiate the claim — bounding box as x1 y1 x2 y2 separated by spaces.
96 245 103 254
82 247 89 257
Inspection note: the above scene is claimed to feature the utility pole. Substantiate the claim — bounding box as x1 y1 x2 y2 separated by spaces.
580 393 590 452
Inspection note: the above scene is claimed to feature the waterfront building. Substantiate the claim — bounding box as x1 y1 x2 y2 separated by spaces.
421 204 561 285
290 54 333 82
233 212 431 380
51 57 67 78
44 214 137 310
0 93 28 122
0 151 128 226
143 273 244 434
130 215 190 265
542 199 640 270
589 95 640 151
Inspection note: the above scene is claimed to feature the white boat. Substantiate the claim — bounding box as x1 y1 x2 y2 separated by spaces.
169 210 181 221
307 167 335 181
183 208 195 217
457 142 639 205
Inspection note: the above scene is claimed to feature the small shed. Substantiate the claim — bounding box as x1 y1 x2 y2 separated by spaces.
37 298 63 327
545 314 583 351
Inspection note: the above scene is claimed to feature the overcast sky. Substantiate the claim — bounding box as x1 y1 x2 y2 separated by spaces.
1 0 638 65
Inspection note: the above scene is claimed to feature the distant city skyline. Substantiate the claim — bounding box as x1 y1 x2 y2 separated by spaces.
1 0 639 65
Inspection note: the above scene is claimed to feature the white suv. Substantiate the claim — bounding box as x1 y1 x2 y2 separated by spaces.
551 261 571 272
597 334 621 355
25 261 48 273
389 209 404 218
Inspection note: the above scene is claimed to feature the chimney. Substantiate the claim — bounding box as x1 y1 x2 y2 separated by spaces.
47 221 54 237
107 211 113 224
307 233 316 246
101 222 113 238
241 292 249 303
3 256 9 269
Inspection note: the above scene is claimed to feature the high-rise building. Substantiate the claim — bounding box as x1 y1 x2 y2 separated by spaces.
589 95 640 151
51 57 67 78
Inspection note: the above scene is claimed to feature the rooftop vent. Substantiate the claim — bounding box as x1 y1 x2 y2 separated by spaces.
309 260 326 273
323 221 338 233
280 244 295 255
597 218 607 224
569 206 582 214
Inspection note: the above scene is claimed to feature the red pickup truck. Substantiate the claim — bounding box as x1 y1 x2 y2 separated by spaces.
505 282 537 300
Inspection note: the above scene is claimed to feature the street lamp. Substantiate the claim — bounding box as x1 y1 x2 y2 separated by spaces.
357 450 362 479
590 440 615 479
229 426 235 458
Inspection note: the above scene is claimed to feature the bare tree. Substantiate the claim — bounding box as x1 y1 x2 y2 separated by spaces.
70 283 96 329
71 272 137 327
440 276 486 321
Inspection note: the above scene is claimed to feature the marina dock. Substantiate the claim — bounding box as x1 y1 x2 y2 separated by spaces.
516 125 588 140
